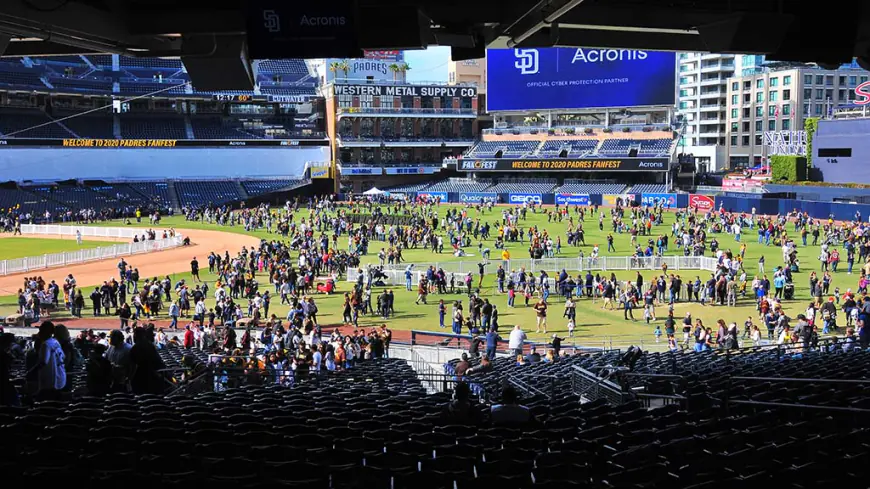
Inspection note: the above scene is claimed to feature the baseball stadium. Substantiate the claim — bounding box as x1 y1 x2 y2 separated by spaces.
2 1 870 488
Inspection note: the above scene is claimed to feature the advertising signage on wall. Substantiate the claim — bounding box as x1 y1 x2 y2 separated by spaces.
458 192 498 203
689 194 715 212
458 158 668 172
384 167 441 175
0 138 328 148
486 48 677 112
640 193 677 207
333 84 477 98
555 193 590 206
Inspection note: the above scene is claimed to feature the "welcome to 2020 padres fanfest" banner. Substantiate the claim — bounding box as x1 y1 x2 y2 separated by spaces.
458 158 668 172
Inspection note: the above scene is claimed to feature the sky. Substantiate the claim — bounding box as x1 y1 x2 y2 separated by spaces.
403 46 451 83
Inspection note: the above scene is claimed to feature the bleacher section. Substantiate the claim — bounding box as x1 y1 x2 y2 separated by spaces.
465 135 675 159
56 112 114 139
257 59 308 75
466 141 538 158
0 187 62 217
259 86 317 96
126 182 173 209
383 182 435 193
175 180 243 208
49 76 114 93
118 56 183 70
119 115 186 139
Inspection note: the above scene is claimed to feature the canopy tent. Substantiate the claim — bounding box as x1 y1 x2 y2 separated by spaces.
362 187 387 195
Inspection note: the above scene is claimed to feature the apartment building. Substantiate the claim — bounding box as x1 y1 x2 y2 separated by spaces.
725 66 870 167
677 53 767 171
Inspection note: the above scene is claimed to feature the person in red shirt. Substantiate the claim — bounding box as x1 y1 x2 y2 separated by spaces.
183 324 194 349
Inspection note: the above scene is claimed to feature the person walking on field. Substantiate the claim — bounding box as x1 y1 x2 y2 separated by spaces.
76 230 82 246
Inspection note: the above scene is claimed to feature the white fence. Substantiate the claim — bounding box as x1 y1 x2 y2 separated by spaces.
348 255 719 286
21 224 148 239
2 225 184 276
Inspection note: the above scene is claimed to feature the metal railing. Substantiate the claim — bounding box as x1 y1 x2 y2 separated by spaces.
571 365 631 406
348 256 719 284
2 228 184 275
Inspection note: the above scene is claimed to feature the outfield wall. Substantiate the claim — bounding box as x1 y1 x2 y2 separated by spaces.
387 190 870 222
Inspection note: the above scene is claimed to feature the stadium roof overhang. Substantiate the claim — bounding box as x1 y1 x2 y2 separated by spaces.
0 0 868 89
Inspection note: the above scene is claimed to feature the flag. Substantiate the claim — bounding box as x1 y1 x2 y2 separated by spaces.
774 105 780 119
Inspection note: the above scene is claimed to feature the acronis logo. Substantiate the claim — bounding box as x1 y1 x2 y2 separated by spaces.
571 49 648 63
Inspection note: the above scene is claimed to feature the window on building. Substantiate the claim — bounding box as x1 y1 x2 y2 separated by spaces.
743 81 751 90
756 79 764 89
825 89 833 100
805 74 813 85
679 101 688 110
816 89 824 100
680 89 689 97
679 64 688 72
732 94 738 105
815 104 823 115
731 135 738 146
816 75 824 85
732 82 739 91
679 76 689 84
744 93 751 103
850 76 858 85
742 135 750 146
679 53 688 59
731 108 738 118
743 121 750 132
768 106 776 116
783 104 791 115
755 106 763 117
839 76 847 85
826 75 834 86
783 89 791 100
862 76 869 84
770 77 778 87
839 89 847 101
769 91 778 102
803 103 810 115
782 119 790 130
756 92 764 103
743 107 750 118
804 88 812 99
755 135 763 145
768 119 776 130
731 122 738 131
755 120 763 131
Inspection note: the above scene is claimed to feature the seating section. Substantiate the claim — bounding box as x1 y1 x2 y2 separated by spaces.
3 344 869 488
466 140 538 158
0 187 63 216
599 138 672 156
25 185 108 213
119 116 186 139
176 181 243 208
488 180 556 194
557 182 627 194
118 56 183 70
383 182 435 193
127 182 173 209
257 59 308 75
629 184 669 194
57 113 115 139
426 179 493 192
119 81 188 95
190 117 259 140
259 86 317 96
241 179 300 196
86 55 113 67
0 109 74 138
537 139 598 157
49 77 113 93
0 62 47 89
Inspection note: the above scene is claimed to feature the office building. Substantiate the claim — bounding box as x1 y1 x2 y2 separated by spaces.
725 66 870 167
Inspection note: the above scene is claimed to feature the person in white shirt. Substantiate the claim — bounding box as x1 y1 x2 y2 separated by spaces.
34 321 66 399
508 325 526 357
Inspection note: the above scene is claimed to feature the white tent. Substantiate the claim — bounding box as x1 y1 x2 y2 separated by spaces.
362 187 387 195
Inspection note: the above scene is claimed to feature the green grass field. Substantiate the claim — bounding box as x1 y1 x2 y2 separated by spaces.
3 206 851 350
0 236 119 260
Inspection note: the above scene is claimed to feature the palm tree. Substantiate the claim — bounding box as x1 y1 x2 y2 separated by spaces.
329 61 341 79
388 63 400 81
337 60 350 80
397 62 410 80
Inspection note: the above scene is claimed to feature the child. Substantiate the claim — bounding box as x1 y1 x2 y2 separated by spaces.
743 316 753 339
507 287 515 308
653 324 662 343
834 287 841 304
438 299 446 328
567 318 575 338
667 336 677 351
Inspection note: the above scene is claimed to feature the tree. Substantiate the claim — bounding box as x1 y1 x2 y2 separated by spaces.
397 63 410 80
388 63 400 81
329 61 341 78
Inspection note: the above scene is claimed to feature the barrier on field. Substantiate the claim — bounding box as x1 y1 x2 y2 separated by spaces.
21 224 156 239
347 255 718 285
2 225 184 275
